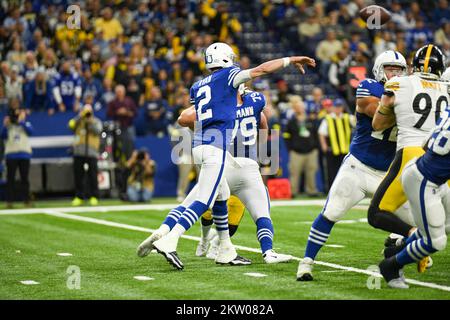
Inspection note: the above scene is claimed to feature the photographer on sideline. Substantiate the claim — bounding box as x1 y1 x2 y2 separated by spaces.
1 102 33 208
69 104 102 206
126 148 155 202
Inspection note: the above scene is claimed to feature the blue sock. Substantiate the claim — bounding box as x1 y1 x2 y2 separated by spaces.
178 201 208 231
256 217 274 254
396 238 436 266
405 229 422 245
212 200 229 233
304 214 335 260
162 205 185 230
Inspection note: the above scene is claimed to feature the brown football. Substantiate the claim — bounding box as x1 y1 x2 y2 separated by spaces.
359 5 391 26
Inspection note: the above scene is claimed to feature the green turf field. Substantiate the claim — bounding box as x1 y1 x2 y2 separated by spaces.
1 200 449 300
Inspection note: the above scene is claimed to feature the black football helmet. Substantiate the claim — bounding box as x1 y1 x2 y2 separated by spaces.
412 44 446 78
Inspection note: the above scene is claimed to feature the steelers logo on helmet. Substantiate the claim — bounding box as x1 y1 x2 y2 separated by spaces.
413 44 446 79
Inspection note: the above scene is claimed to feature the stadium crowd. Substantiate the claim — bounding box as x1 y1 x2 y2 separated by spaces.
0 0 449 200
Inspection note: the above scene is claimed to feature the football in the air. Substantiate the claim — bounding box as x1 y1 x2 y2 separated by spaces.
359 5 392 26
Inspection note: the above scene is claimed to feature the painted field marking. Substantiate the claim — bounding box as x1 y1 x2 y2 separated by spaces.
324 244 345 248
134 276 155 281
20 280 39 285
41 210 450 293
244 272 267 278
57 253 73 257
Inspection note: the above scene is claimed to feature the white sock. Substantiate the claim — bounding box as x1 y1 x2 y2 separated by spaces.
201 224 212 240
158 224 171 236
170 223 186 238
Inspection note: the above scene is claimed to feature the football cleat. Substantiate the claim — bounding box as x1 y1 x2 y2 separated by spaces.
152 234 183 270
417 256 433 273
379 256 409 289
224 255 252 266
137 229 167 257
215 240 238 264
384 235 405 248
195 229 218 257
296 257 314 281
89 197 98 206
206 236 220 260
71 197 83 207
263 250 293 264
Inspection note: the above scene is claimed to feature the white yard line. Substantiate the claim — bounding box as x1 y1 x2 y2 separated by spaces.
42 209 450 293
0 199 372 216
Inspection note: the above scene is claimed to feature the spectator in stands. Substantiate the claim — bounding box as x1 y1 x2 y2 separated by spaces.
4 65 23 102
405 17 433 51
284 96 319 197
27 66 51 112
107 84 137 159
126 148 156 203
329 50 351 103
298 11 321 43
316 30 343 78
434 22 450 47
433 0 450 26
82 66 103 111
51 60 82 114
305 87 324 118
318 99 353 191
1 102 33 208
68 104 102 207
145 86 168 137
94 7 123 42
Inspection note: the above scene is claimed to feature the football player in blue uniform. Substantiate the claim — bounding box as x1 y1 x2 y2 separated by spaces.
379 106 450 289
144 42 315 270
51 60 82 113
297 50 408 281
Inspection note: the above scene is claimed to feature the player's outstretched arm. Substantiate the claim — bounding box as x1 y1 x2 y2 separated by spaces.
233 56 316 88
372 94 396 131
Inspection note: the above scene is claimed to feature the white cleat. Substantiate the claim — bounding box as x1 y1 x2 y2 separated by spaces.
196 229 218 257
297 257 314 281
137 231 165 257
206 236 220 260
152 234 184 270
215 240 238 264
387 278 409 289
263 250 293 264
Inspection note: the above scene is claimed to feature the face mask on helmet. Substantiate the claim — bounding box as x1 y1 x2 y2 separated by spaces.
373 51 407 83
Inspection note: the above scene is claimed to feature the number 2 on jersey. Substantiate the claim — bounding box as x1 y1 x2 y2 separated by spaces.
196 85 212 121
429 112 450 155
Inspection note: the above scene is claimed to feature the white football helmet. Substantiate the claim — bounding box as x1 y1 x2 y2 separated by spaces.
204 42 236 71
441 67 450 82
372 50 407 83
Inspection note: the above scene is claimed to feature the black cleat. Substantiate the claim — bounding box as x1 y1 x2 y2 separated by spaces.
155 249 184 270
384 236 405 248
297 273 313 282
379 257 409 289
383 241 407 259
216 255 252 266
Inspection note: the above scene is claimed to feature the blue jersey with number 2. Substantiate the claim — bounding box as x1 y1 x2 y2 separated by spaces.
190 66 241 148
350 78 397 171
417 107 450 185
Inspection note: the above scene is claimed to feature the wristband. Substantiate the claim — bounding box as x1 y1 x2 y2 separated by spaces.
282 57 290 68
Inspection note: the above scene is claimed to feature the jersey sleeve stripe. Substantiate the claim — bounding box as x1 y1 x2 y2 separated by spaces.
228 69 240 82
228 70 241 86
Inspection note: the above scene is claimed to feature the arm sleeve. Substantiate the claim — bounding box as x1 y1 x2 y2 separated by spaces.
232 69 252 88
20 122 33 136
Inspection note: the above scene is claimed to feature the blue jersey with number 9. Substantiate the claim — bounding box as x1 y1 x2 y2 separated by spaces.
416 106 450 185
190 65 241 149
350 78 397 171
231 91 265 161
